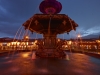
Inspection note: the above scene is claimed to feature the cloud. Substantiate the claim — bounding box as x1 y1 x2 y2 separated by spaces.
0 0 42 38
80 26 100 37
0 5 7 14
57 25 100 39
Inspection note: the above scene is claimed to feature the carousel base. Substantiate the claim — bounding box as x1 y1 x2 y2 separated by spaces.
35 49 66 58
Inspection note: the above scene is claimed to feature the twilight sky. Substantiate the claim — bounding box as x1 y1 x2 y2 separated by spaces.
0 0 100 39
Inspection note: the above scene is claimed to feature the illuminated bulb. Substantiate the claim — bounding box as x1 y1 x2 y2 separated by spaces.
78 35 81 38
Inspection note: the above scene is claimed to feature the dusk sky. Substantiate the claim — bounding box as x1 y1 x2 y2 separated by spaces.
0 0 100 39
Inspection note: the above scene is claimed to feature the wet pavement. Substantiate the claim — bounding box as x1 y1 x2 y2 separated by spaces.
0 52 100 75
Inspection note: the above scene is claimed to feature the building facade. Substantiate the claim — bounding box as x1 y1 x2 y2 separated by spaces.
0 37 100 53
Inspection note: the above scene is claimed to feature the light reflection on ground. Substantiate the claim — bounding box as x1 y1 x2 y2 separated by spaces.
4 56 10 59
10 67 19 72
0 52 100 75
4 60 13 64
38 68 49 73
73 69 85 75
22 53 29 58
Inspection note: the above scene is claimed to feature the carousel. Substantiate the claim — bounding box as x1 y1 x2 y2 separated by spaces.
23 0 78 58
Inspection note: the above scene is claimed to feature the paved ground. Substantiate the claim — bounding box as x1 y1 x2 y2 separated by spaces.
0 51 100 75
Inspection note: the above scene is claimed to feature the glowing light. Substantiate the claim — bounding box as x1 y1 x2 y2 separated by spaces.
17 42 20 45
25 36 29 39
21 42 25 45
58 39 60 42
26 42 28 45
65 45 68 47
78 54 84 55
7 43 10 46
34 40 38 45
32 42 34 44
32 53 36 60
96 40 100 43
0 43 2 46
68 41 72 45
11 42 17 45
22 53 29 58
66 55 70 60
78 34 81 38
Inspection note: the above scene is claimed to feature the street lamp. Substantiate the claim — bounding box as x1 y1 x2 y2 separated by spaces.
78 34 81 38
25 36 29 40
67 41 72 52
77 34 81 42
23 35 29 50
77 34 84 53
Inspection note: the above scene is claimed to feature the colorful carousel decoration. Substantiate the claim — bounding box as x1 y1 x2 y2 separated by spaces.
23 0 78 58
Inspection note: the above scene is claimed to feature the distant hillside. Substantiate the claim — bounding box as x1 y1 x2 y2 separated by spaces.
82 34 99 39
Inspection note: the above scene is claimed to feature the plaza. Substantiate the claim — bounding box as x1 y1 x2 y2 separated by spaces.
0 51 100 75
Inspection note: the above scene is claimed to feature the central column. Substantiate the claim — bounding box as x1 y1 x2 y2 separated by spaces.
43 34 57 49
42 34 57 57
35 33 66 58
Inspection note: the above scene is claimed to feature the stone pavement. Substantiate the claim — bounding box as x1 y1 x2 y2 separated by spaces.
0 52 100 75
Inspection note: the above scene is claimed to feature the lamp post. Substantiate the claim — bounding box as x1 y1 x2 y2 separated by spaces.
96 40 100 54
24 35 29 51
77 34 81 40
77 34 81 50
67 40 72 52
77 34 84 53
